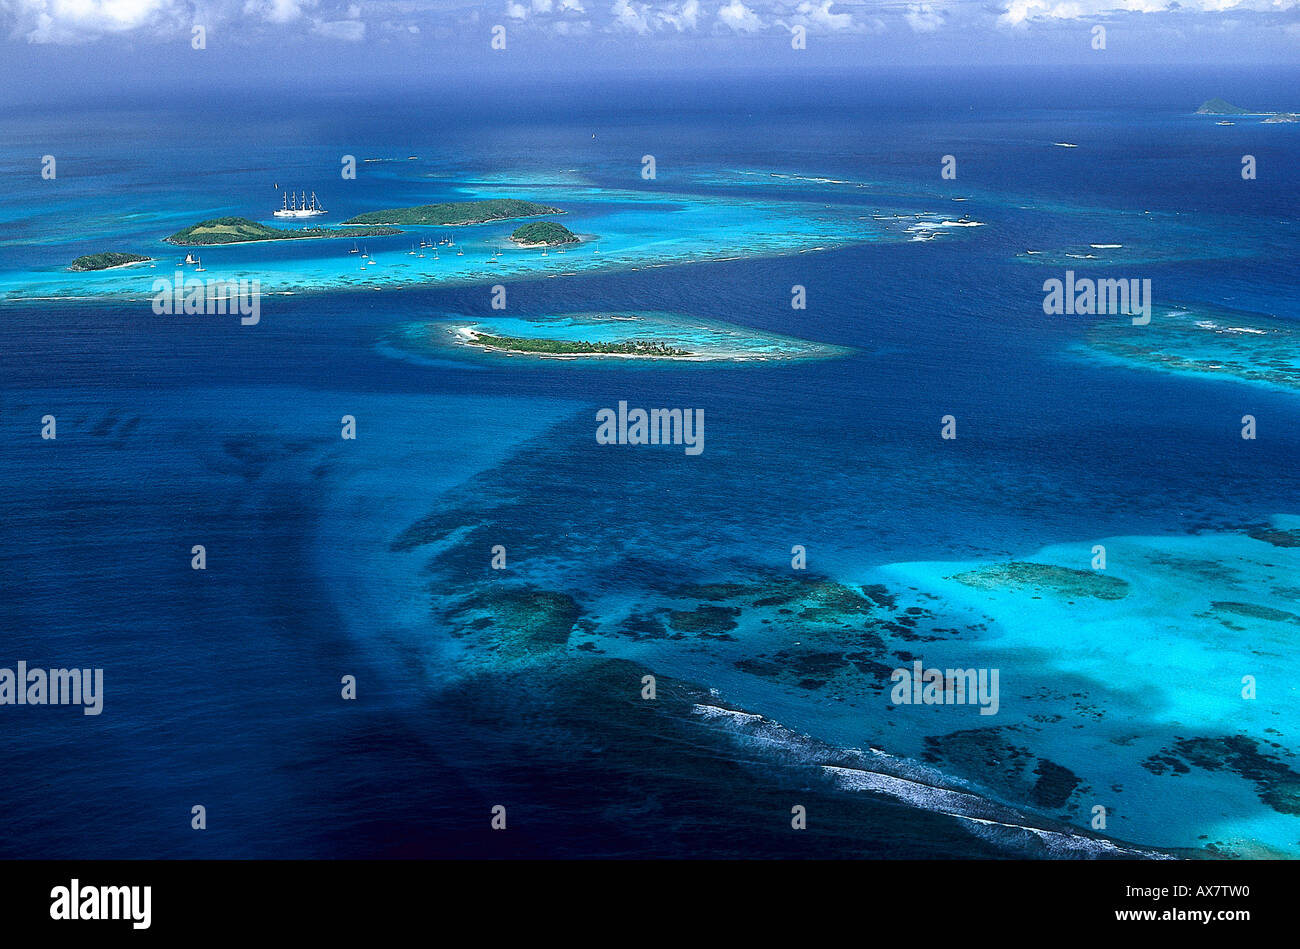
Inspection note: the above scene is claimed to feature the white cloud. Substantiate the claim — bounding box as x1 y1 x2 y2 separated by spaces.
794 0 854 31
610 0 651 31
997 0 1296 27
610 0 698 31
717 0 761 31
661 0 700 30
3 0 186 42
1 0 1295 45
312 17 365 40
904 2 944 31
244 0 317 24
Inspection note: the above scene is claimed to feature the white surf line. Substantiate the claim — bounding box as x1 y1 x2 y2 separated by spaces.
820 765 1163 858
691 702 1170 858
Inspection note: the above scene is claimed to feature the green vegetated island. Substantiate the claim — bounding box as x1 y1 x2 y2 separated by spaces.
165 217 400 246
342 198 564 226
464 330 690 358
163 200 570 246
1197 98 1298 123
69 252 152 271
510 221 580 247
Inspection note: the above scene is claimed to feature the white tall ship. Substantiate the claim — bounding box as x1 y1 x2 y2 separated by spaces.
274 190 326 218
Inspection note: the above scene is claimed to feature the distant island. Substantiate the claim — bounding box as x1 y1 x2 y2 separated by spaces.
510 221 580 247
463 329 690 358
69 252 152 271
342 198 563 227
1196 98 1296 121
1196 98 1252 115
165 217 400 246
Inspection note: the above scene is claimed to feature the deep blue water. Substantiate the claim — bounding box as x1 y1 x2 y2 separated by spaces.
1 68 1297 858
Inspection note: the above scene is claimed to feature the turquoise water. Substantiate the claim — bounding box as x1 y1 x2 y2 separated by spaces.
2 74 1299 858
386 310 852 365
0 176 950 302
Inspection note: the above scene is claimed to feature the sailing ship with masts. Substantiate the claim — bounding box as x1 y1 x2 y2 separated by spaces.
274 190 327 218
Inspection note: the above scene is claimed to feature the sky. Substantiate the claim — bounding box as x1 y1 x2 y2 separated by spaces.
0 0 1296 100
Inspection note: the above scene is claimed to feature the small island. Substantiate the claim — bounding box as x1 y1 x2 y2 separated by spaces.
465 330 689 357
1196 99 1296 121
1196 98 1252 115
69 252 152 271
510 221 580 247
165 216 400 246
342 199 563 227
389 312 853 366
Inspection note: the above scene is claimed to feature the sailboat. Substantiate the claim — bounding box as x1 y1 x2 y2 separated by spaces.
361 246 369 259
184 253 197 265
194 256 205 272
349 242 359 255
274 190 326 218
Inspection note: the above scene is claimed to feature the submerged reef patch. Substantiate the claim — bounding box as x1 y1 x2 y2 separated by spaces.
923 727 1088 815
949 561 1129 600
1142 736 1300 817
1083 306 1300 392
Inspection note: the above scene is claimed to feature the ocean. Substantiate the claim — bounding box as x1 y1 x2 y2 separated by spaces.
1 65 1297 858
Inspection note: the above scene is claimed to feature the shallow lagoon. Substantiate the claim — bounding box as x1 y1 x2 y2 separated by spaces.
385 310 853 366
1080 304 1300 393
0 178 958 302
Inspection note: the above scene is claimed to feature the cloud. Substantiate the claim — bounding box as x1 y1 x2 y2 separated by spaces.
996 0 1298 26
244 0 317 24
1 0 188 43
2 0 1295 46
904 2 944 31
312 17 364 40
661 0 700 29
717 0 761 31
790 0 852 31
610 0 652 31
609 0 700 32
